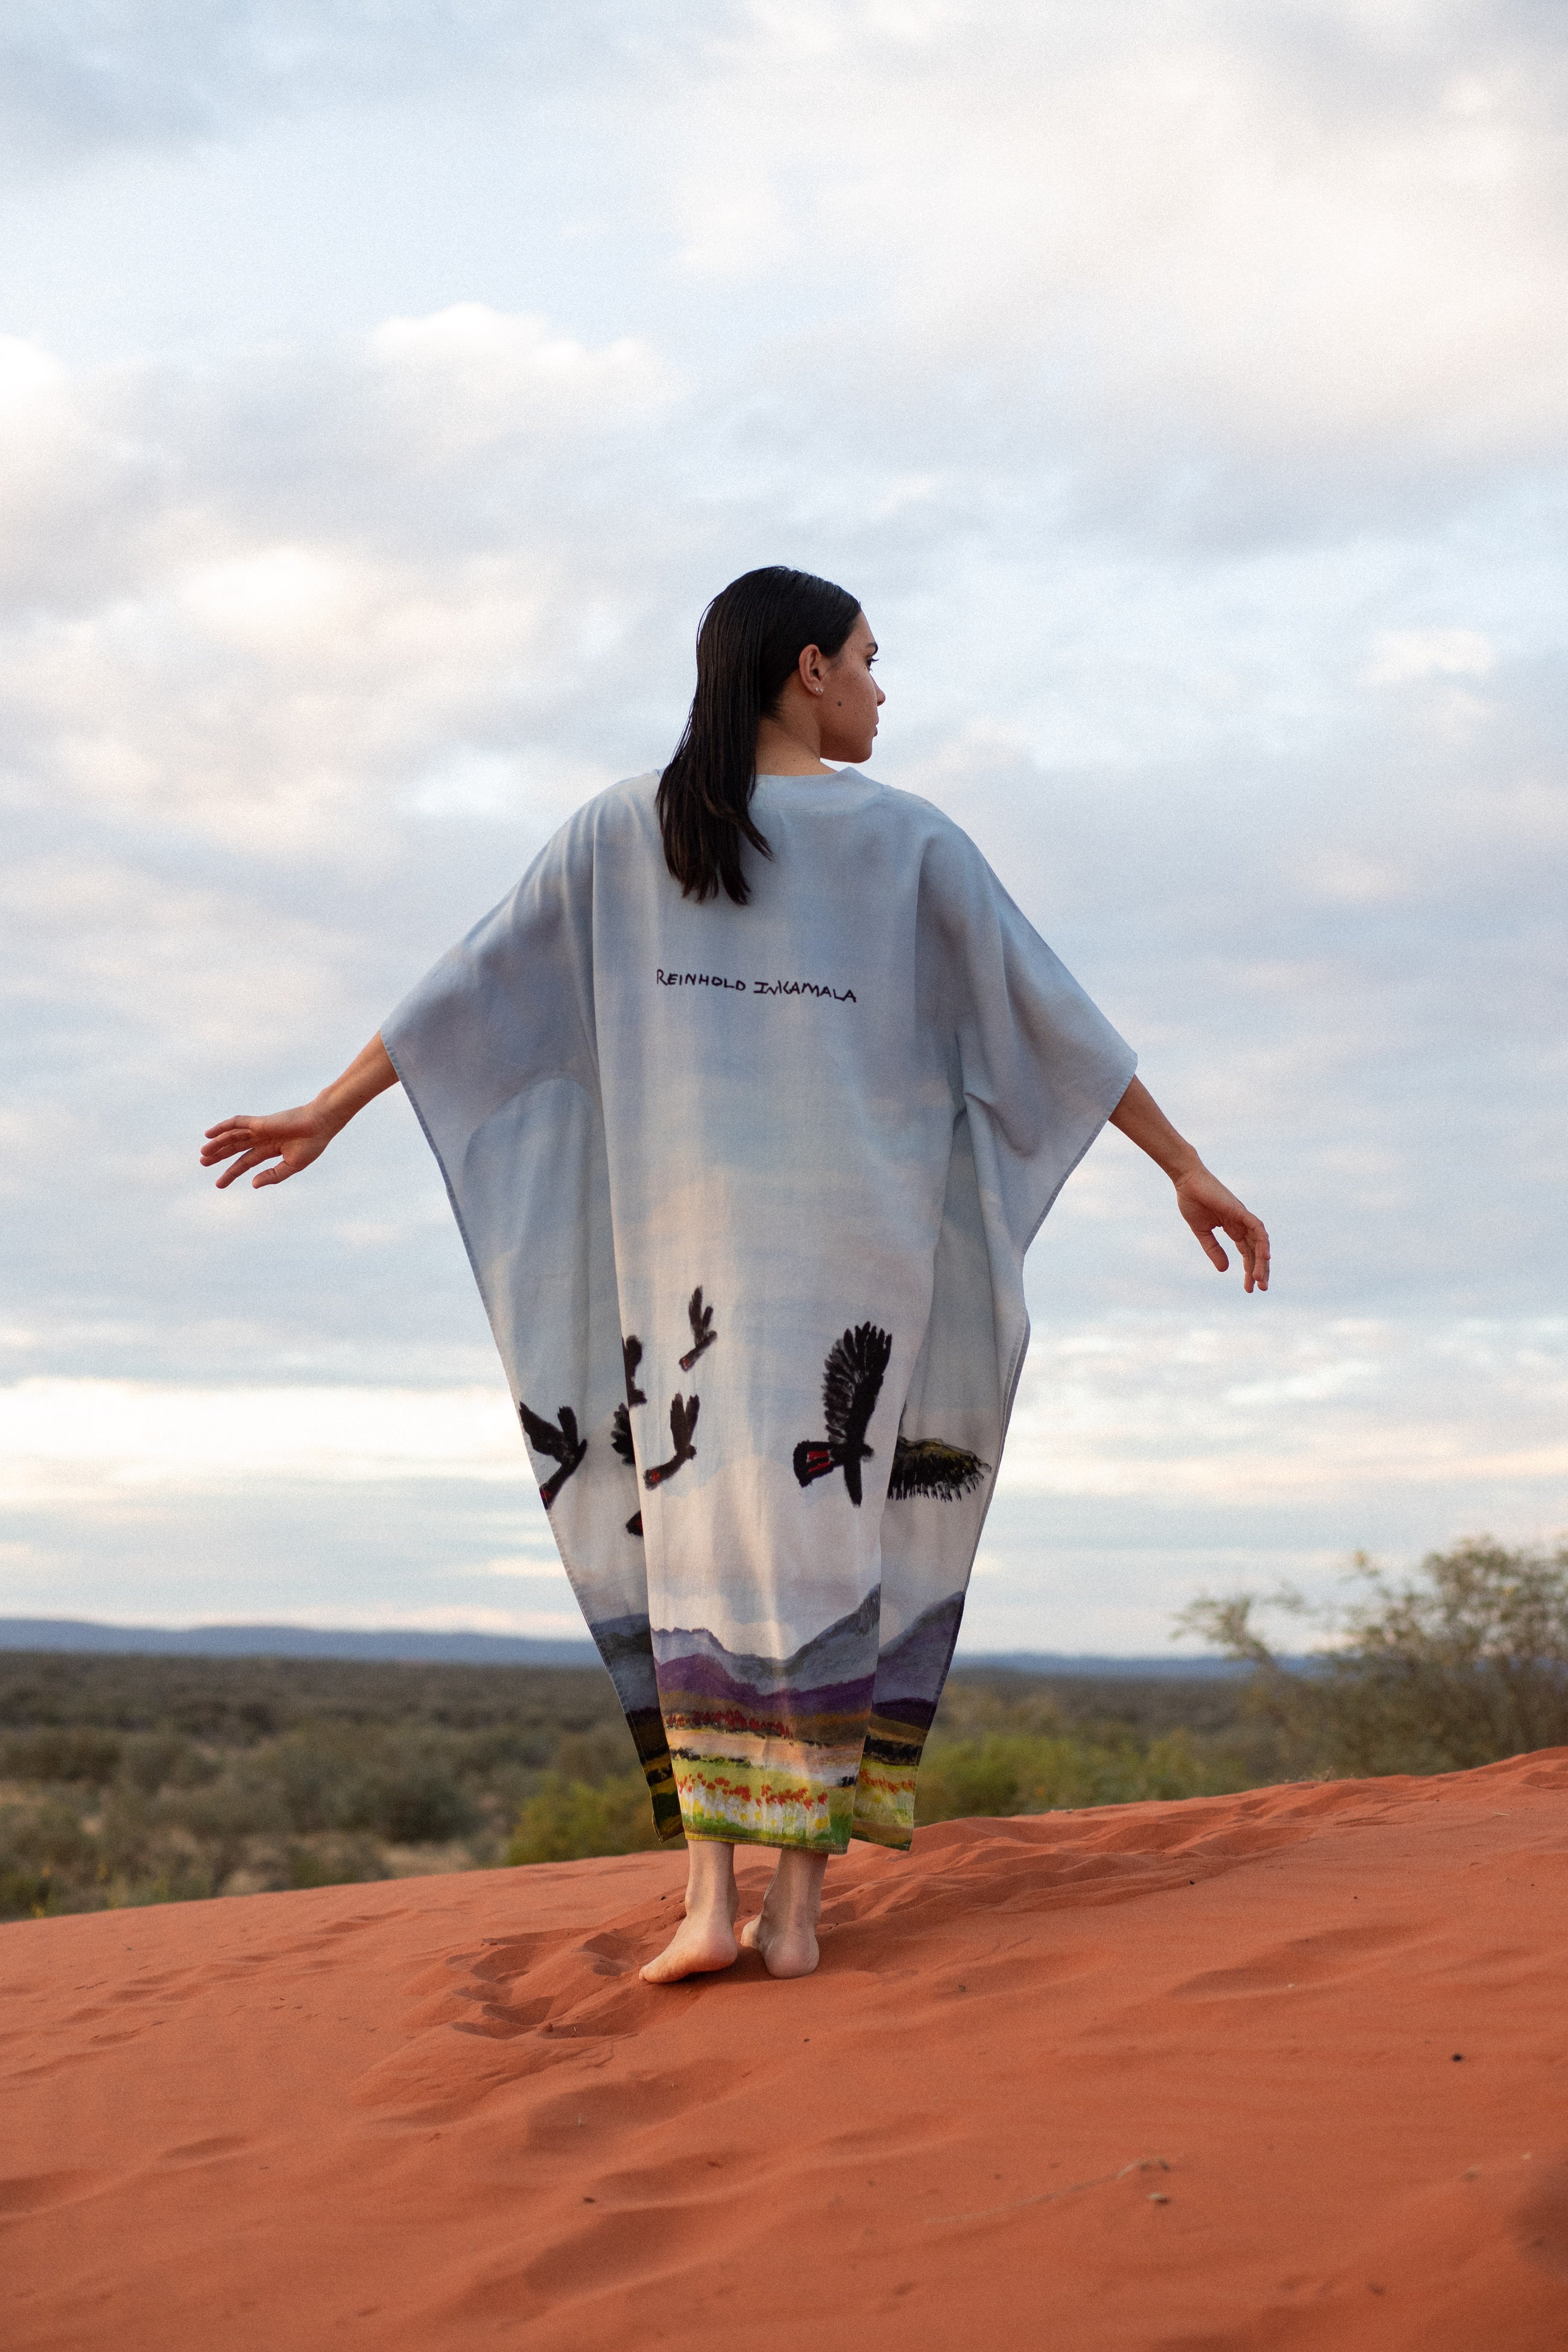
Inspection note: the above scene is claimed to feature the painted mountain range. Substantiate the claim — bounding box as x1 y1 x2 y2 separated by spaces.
648 1585 966 1739
586 1587 967 1851
868 1590 966 1733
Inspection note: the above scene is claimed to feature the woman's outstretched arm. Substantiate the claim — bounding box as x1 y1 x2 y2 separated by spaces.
1108 1076 1270 1293
200 1034 399 1191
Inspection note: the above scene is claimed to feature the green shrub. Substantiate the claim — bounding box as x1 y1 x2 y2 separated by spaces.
505 1771 665 1865
0 1865 65 1918
265 1730 358 1833
1179 1537 1568 1778
1 1727 122 1785
0 1797 98 1874
118 1862 222 1907
285 1836 390 1889
160 1778 289 1882
916 1725 1244 1824
341 1760 479 1845
91 1788 163 1882
118 1730 218 1795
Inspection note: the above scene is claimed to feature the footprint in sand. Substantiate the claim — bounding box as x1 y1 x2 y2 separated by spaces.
1169 1920 1427 2002
161 2136 250 2166
522 2063 744 2157
353 1909 703 2120
0 2169 107 2218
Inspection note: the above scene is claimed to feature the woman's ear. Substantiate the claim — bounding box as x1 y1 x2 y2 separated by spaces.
797 642 827 698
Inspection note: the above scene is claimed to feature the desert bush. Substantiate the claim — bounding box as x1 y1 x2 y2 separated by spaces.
916 1733 1043 1821
916 1725 1245 1823
505 1771 667 1864
1 1727 122 1785
0 1797 104 1918
551 1725 645 1784
86 1790 213 1905
160 1777 291 1882
1179 1537 1568 1778
119 1859 222 1907
285 1835 390 1890
264 1728 362 1833
0 1863 62 1917
0 1797 99 1874
118 1730 218 1795
339 1755 480 1845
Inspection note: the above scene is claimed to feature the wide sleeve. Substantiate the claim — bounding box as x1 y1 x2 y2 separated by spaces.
918 820 1137 1259
381 815 599 1162
380 808 618 1435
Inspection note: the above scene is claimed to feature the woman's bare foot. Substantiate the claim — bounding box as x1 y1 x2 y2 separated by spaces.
739 1847 828 1979
640 1838 739 1984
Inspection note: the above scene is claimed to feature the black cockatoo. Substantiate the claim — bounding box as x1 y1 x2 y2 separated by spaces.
643 1392 700 1488
678 1286 717 1371
887 1434 989 1501
792 1322 893 1506
622 1335 646 1407
517 1400 587 1509
611 1402 645 1535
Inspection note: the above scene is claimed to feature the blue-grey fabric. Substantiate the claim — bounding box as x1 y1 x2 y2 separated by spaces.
384 770 1135 1847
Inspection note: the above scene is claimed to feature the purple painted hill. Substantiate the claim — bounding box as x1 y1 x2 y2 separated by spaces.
870 1591 966 1730
645 1586 966 1731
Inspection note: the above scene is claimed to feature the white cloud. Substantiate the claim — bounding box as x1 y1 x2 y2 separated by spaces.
0 306 680 855
1003 1312 1568 1502
368 305 672 457
0 2 662 172
178 543 367 653
617 2 1568 530
0 1379 529 1498
1365 626 1498 683
0 332 65 411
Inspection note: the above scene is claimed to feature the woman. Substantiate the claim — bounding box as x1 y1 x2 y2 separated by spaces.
202 566 1268 1986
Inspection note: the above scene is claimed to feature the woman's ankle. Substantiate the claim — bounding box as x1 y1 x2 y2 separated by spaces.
769 1848 827 1921
683 1836 738 1918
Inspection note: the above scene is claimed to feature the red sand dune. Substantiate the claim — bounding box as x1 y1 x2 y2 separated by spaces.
5 1753 1568 2351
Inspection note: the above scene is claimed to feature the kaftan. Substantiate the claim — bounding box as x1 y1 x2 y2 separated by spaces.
384 770 1135 1853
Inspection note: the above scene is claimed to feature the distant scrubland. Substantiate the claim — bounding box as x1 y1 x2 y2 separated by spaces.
0 1651 1259 1920
4 1538 1563 1923
1181 1536 1568 1778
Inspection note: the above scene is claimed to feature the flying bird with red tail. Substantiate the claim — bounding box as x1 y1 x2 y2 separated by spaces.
792 1321 892 1506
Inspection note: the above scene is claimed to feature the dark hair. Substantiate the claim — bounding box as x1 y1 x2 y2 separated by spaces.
657 565 861 905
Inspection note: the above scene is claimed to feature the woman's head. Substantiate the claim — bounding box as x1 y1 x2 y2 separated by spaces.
657 565 869 905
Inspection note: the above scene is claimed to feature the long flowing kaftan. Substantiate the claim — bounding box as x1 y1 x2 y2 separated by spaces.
384 771 1135 1854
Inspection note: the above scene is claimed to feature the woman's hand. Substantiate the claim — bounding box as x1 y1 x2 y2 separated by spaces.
1173 1165 1270 1293
201 1103 337 1189
1108 1075 1270 1293
201 1034 399 1191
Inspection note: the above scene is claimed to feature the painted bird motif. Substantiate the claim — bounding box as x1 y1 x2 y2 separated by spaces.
887 1434 990 1502
517 1400 587 1509
678 1287 716 1371
622 1335 646 1407
643 1393 700 1489
610 1402 645 1536
792 1322 893 1506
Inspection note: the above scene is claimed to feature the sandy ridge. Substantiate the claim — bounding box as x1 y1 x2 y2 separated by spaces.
5 1756 1568 2349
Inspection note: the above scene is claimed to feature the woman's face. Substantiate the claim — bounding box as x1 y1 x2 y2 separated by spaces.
816 611 885 763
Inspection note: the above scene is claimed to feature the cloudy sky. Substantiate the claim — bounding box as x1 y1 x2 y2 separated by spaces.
3 0 1566 1652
